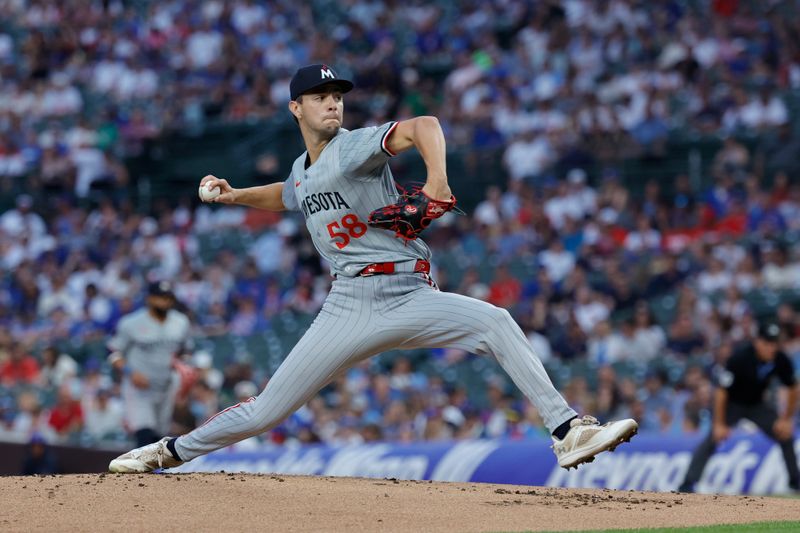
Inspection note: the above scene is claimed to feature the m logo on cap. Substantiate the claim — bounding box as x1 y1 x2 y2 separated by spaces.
289 64 353 101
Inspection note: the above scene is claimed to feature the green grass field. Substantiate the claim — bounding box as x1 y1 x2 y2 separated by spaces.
535 522 800 533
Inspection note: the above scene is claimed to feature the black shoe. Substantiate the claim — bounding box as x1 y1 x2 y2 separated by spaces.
677 483 694 493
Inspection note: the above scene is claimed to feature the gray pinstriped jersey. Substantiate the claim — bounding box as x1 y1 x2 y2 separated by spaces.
108 308 192 389
281 122 431 277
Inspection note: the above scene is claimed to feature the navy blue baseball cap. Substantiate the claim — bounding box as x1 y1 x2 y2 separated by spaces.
290 64 353 101
758 322 781 342
148 280 174 298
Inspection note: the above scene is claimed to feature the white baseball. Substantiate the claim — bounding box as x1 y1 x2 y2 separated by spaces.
198 182 221 202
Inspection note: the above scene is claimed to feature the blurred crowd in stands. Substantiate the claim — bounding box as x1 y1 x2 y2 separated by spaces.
2 138 799 448
1 0 800 196
1 0 800 451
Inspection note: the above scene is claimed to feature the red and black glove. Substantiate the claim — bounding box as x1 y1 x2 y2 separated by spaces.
368 189 458 241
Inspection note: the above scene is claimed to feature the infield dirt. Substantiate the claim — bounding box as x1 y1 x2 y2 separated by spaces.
0 473 798 532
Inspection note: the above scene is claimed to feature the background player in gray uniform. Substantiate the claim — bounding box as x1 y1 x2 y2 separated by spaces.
110 64 637 473
108 281 192 447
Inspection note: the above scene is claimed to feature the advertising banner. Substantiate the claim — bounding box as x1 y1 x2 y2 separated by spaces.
174 432 800 495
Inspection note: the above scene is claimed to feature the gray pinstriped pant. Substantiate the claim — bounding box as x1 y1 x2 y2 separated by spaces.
175 273 576 461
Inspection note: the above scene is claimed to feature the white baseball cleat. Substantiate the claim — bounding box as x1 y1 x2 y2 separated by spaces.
108 437 183 473
551 415 638 469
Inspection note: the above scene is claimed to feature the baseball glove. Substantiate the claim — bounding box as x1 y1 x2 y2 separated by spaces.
368 186 459 241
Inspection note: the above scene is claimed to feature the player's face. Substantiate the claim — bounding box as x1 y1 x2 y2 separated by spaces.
147 294 173 317
754 337 778 361
298 87 344 137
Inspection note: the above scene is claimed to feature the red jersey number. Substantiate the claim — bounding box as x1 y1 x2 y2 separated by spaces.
327 214 368 249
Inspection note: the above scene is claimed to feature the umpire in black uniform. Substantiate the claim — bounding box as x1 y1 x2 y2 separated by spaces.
678 322 799 493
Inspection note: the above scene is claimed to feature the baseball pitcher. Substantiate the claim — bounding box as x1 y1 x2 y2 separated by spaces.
110 64 637 473
109 281 192 447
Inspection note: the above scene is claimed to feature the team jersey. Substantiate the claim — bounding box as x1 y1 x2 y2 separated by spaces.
281 121 432 277
108 308 192 390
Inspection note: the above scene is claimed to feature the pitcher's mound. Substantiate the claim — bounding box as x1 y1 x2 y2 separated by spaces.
0 473 796 532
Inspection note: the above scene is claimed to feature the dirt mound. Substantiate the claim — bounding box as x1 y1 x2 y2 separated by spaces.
0 473 796 532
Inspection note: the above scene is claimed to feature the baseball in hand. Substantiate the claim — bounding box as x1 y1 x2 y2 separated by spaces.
198 182 221 202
